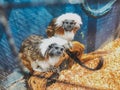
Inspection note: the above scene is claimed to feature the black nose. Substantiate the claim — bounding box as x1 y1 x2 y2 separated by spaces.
57 51 62 55
68 25 71 28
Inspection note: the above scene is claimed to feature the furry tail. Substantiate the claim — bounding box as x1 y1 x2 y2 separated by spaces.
66 49 103 71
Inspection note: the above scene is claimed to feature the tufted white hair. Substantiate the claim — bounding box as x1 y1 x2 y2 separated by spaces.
55 13 82 28
39 36 69 57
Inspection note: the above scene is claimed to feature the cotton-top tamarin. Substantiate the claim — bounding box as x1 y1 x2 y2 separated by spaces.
19 35 72 73
46 13 82 41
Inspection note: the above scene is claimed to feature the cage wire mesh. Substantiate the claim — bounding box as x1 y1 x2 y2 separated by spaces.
0 0 120 90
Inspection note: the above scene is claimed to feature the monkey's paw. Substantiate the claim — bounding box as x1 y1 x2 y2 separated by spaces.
48 65 60 74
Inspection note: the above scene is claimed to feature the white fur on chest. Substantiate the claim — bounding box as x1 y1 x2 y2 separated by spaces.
48 56 60 66
31 56 60 72
56 31 74 41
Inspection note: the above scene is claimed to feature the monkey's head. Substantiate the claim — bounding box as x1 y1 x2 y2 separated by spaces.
62 19 76 31
55 13 82 31
45 43 65 57
46 13 82 41
49 13 82 41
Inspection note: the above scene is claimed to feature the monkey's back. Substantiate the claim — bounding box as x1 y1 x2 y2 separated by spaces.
19 35 45 73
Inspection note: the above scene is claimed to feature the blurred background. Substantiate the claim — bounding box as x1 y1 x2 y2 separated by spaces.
0 0 119 88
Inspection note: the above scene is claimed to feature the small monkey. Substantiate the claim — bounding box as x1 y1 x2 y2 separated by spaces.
31 43 65 72
19 35 72 73
46 13 82 41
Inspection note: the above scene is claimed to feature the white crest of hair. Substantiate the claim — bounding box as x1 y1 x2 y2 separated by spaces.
55 13 82 28
39 36 68 56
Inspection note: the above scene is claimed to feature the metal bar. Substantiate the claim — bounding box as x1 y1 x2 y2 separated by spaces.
0 1 68 9
0 9 25 74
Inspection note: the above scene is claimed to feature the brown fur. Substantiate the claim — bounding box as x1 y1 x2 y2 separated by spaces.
55 27 64 35
46 18 79 38
19 35 49 73
28 71 54 90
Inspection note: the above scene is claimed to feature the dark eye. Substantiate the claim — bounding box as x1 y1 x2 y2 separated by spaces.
55 47 58 49
61 48 64 51
65 22 68 24
49 45 52 49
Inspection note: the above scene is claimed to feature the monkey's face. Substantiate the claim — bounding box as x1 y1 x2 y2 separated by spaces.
62 20 76 31
47 43 64 57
